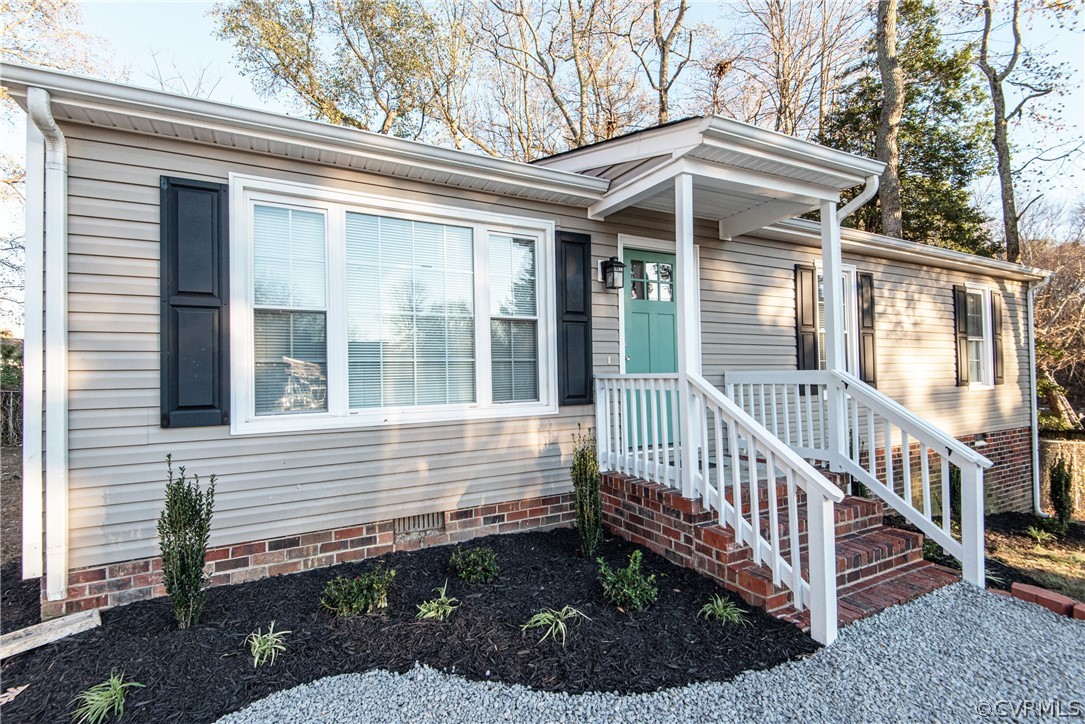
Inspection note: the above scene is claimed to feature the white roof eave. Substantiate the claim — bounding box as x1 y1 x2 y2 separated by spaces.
0 62 609 206
760 218 1050 283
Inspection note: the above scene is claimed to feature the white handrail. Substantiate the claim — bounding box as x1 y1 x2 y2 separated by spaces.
831 370 992 469
595 372 843 645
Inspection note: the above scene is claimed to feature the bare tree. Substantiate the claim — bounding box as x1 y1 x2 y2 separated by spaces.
627 0 692 125
973 0 1079 262
875 0 903 237
143 49 226 99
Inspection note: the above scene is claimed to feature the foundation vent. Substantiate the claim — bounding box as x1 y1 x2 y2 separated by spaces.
394 512 446 535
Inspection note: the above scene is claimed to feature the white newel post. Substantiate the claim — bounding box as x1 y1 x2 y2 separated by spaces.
807 492 839 645
675 173 699 499
960 464 986 586
819 200 848 472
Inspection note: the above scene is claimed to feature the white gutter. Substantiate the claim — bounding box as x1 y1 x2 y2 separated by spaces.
27 87 69 601
1028 274 1053 515
837 175 880 222
21 107 45 580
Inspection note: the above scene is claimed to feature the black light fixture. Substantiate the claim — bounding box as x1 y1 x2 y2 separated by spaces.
601 256 626 290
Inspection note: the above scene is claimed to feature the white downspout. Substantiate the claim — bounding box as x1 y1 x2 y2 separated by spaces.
21 106 45 580
1028 274 1052 515
27 87 69 602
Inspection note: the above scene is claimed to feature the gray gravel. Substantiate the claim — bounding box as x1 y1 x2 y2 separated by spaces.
219 584 1085 723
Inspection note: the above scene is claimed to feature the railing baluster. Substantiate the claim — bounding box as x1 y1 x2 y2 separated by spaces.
866 407 876 477
941 457 951 534
766 451 782 586
786 467 802 610
792 384 802 450
884 419 894 496
770 384 779 437
701 392 712 508
921 446 932 518
670 378 681 487
902 431 912 507
850 394 860 464
714 409 726 527
637 378 649 479
758 384 766 433
661 380 672 486
728 418 742 545
650 379 661 483
750 439 762 562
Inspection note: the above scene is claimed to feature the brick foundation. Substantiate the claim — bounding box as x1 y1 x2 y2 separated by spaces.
43 494 574 619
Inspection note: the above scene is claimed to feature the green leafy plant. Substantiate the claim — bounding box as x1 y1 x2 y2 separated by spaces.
246 622 289 668
449 545 499 584
698 595 747 626
69 671 144 724
922 538 943 561
597 550 658 612
571 430 603 558
1050 456 1074 534
416 580 459 621
157 455 216 629
521 606 589 646
321 567 396 616
1026 525 1056 547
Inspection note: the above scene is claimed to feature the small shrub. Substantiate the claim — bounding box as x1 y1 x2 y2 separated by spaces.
597 550 658 612
698 595 747 626
521 606 589 646
449 546 499 584
246 622 289 668
1050 456 1073 534
157 455 216 629
416 580 460 621
321 567 396 616
571 430 603 558
70 671 144 724
1026 525 1056 546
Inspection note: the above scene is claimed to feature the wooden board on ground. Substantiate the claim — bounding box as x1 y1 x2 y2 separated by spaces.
0 609 101 659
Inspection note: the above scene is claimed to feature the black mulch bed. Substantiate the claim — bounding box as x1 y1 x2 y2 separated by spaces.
884 511 1085 592
1 561 41 635
0 528 818 723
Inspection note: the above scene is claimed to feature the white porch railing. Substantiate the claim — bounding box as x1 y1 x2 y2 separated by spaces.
595 373 845 645
725 369 993 587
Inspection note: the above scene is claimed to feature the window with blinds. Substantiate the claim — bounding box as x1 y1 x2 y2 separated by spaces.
490 235 538 402
346 212 476 408
252 205 328 415
236 179 556 433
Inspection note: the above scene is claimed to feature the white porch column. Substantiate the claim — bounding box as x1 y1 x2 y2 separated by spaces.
675 173 699 498
820 200 848 471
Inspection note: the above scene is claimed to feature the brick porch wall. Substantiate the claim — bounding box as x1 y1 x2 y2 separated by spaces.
43 494 574 619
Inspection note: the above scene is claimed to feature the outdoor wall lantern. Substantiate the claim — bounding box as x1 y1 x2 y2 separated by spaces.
601 256 626 290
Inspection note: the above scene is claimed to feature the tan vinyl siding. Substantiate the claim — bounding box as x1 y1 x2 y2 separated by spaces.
696 233 1032 436
61 123 637 569
59 121 1035 569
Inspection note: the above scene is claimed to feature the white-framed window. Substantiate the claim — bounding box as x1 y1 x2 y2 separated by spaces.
965 284 993 388
815 265 859 374
229 174 557 434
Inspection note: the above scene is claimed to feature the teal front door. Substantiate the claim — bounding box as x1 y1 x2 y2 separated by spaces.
624 249 677 374
623 249 678 451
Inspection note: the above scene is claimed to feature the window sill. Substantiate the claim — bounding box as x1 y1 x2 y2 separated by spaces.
229 401 559 436
967 383 995 392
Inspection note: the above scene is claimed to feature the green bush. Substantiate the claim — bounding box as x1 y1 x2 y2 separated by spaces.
449 545 499 584
322 567 396 616
571 431 603 558
157 455 216 629
1050 456 1073 533
597 550 658 612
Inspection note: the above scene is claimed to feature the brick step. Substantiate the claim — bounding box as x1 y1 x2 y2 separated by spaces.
779 561 960 630
721 479 884 536
719 524 923 612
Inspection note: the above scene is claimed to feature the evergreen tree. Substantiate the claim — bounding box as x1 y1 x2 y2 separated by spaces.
821 0 995 255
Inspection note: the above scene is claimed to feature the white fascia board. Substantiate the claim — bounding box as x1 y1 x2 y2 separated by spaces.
0 62 608 204
532 119 705 172
703 117 886 180
761 218 1051 282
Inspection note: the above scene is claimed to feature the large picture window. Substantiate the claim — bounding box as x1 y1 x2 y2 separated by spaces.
231 176 556 434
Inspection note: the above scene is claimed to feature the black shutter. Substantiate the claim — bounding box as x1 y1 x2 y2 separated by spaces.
992 290 1005 385
160 176 230 427
556 231 593 405
795 264 818 370
953 284 969 387
857 272 877 386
